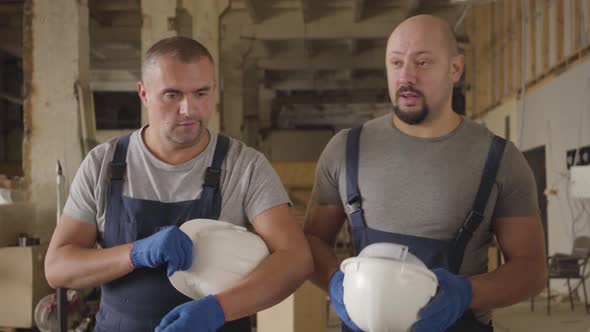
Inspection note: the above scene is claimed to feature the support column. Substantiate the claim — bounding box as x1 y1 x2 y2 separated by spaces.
181 0 229 132
23 0 89 237
242 61 259 147
220 23 253 140
140 0 177 126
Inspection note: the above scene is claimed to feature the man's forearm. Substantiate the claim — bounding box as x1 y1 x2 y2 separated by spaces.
306 234 340 292
45 243 134 289
215 248 313 321
469 256 546 309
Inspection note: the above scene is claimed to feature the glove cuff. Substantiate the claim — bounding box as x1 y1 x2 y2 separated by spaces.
129 240 145 269
208 295 226 327
459 275 474 309
128 243 137 269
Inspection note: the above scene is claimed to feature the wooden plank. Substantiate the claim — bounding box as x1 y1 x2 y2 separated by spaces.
475 4 491 115
491 1 498 104
556 0 565 63
465 9 475 117
506 0 514 94
542 0 550 71
573 0 582 51
528 0 536 81
515 0 522 91
497 0 505 99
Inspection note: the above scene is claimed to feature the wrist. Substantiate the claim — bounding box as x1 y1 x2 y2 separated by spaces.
463 275 474 308
211 295 227 324
327 267 339 285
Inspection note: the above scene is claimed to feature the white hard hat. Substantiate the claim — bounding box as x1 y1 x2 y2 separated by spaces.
340 243 438 332
169 218 270 299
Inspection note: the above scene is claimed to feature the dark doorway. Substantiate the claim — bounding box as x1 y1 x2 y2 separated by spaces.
523 146 548 257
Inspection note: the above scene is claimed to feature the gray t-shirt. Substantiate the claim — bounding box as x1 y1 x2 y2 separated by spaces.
309 113 539 321
64 127 290 242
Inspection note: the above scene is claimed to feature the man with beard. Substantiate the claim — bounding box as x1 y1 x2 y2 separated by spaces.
304 15 546 332
45 37 313 332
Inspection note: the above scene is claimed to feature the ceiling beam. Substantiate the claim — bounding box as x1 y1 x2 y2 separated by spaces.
94 0 140 12
241 21 398 40
273 90 389 105
265 75 387 91
258 48 385 70
353 0 366 22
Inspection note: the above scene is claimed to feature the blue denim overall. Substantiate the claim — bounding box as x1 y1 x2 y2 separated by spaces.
94 134 251 332
342 126 505 332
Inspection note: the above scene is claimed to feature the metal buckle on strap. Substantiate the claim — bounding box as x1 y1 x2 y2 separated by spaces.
455 211 485 245
203 167 221 187
346 195 361 214
464 210 484 234
109 162 126 181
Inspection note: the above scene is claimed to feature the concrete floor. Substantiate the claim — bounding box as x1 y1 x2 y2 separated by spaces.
325 300 590 332
493 300 590 332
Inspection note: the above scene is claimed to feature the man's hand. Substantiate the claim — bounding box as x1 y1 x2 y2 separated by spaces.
156 295 225 332
329 270 363 331
413 268 472 332
130 226 193 276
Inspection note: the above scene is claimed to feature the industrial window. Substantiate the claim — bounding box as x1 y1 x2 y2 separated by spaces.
93 91 141 130
0 51 23 176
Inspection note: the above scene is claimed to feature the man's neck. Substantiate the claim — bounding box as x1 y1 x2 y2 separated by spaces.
392 108 462 139
142 126 210 165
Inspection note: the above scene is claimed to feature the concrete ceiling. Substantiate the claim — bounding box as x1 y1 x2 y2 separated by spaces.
0 0 471 130
221 0 469 129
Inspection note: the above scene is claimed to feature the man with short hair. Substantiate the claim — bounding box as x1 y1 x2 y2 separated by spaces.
304 15 546 332
45 36 313 332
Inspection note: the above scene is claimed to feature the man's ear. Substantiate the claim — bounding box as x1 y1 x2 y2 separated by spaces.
450 54 464 83
137 81 148 107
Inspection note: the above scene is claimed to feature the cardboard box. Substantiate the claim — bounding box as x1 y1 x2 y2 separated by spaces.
257 281 327 332
0 202 35 247
0 244 53 328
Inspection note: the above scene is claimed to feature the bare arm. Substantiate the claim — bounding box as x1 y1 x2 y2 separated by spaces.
303 203 347 292
45 214 134 289
215 204 313 321
469 215 547 309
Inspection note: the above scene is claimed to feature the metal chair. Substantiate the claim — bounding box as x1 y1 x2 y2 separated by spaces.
533 236 590 314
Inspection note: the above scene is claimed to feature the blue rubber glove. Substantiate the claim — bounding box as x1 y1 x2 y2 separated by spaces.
329 270 362 332
155 295 225 332
413 268 473 332
130 226 193 277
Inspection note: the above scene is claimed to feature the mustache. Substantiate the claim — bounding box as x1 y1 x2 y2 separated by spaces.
176 117 198 124
395 86 424 99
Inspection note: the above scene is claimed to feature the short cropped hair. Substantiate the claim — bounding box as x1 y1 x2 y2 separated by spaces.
142 36 214 78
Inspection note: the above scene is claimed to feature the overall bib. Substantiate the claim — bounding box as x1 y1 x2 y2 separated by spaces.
94 134 251 332
342 126 505 332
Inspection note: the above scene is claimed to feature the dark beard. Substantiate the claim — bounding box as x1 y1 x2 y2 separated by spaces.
393 104 429 125
393 86 429 125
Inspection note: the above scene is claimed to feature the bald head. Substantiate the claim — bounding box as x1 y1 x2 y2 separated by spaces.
384 14 464 125
389 15 459 57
